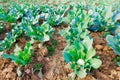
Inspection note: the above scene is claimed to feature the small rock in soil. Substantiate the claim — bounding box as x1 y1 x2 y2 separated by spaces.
31 75 39 80
6 73 11 79
17 77 22 80
6 72 16 79
37 56 43 62
103 45 110 51
8 63 15 68
39 46 48 57
95 45 103 50
2 68 13 74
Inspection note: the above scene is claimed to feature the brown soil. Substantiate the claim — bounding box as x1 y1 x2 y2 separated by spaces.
0 28 120 80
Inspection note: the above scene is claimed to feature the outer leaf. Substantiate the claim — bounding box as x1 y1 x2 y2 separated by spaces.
75 68 87 78
63 52 72 63
2 54 10 59
90 58 102 69
106 35 120 55
86 48 96 61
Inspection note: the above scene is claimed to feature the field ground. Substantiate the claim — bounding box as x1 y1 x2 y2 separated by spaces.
0 0 120 80
0 27 120 80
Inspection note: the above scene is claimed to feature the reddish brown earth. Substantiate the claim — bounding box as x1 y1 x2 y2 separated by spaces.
0 27 120 80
